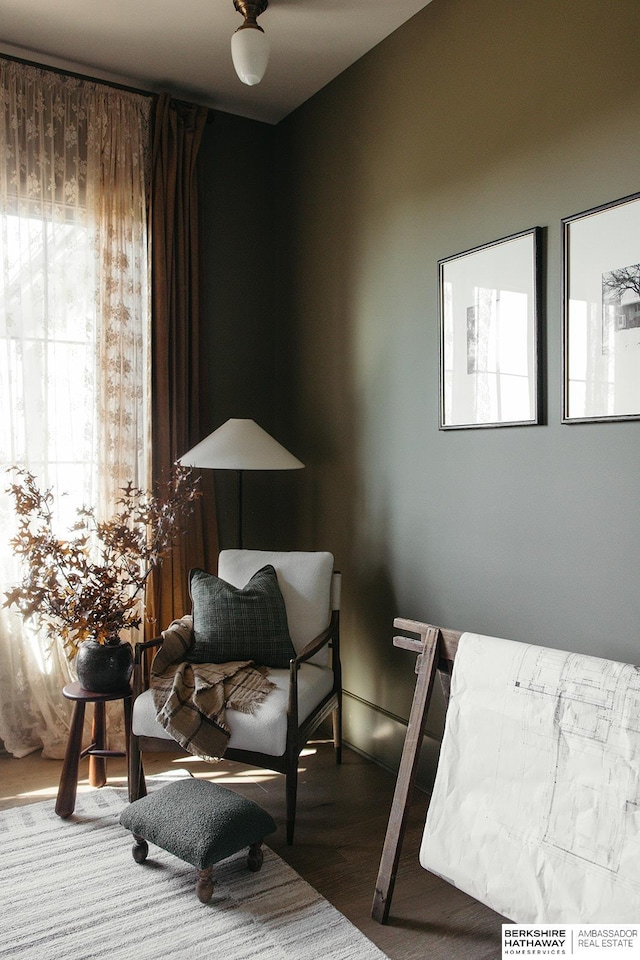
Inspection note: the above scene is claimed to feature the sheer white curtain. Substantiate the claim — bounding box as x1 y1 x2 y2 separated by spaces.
0 59 151 758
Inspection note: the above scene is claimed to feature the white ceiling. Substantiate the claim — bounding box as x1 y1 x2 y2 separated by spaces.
0 0 432 125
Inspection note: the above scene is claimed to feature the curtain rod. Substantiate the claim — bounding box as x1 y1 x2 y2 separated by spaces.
0 50 156 99
0 50 214 120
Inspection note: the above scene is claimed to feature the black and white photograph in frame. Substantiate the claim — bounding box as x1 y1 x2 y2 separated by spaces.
439 227 542 429
563 191 640 423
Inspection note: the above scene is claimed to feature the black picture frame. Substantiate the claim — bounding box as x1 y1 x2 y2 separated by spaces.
562 191 640 423
439 227 543 430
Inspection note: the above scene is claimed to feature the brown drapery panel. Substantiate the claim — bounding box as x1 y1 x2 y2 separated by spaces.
148 93 218 633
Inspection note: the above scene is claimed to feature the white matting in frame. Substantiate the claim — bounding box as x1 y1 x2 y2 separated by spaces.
439 227 542 430
563 191 640 423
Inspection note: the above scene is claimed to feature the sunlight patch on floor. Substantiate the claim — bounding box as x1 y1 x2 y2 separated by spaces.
0 734 335 807
171 757 280 787
8 785 59 802
7 774 129 805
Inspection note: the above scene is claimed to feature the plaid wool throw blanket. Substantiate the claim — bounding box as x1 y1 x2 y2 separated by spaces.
150 616 275 760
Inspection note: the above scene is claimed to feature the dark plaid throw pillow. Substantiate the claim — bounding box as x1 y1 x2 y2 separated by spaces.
188 564 295 668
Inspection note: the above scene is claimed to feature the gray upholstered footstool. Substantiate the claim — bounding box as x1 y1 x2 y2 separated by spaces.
119 779 277 903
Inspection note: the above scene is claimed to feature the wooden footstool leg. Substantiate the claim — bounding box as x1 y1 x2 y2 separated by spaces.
131 835 149 863
120 780 277 906
196 867 215 904
247 841 264 872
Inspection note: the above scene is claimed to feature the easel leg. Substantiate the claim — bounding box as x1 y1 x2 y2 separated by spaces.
371 624 440 924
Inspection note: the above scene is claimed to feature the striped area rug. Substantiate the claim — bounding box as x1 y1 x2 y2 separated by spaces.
0 787 388 960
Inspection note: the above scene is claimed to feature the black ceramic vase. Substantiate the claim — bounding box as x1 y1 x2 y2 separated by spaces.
75 639 134 693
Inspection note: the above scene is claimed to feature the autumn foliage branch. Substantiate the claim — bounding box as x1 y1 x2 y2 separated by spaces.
5 465 201 659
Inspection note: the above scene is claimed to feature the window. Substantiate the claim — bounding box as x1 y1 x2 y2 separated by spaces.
0 59 151 757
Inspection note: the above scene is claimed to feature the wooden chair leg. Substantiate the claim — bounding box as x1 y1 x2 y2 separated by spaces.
333 697 342 765
123 695 132 768
285 761 298 845
127 733 146 802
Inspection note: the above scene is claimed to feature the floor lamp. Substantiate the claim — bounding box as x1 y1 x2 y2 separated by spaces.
179 419 304 548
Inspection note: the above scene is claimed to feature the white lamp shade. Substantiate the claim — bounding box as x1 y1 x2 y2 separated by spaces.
231 26 270 86
179 419 304 471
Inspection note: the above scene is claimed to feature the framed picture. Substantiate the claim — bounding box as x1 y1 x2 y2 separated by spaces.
562 191 640 423
439 227 542 429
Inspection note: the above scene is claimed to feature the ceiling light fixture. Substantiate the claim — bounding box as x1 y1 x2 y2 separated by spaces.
231 0 270 87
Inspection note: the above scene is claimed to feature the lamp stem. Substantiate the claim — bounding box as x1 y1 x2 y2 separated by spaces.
237 469 244 549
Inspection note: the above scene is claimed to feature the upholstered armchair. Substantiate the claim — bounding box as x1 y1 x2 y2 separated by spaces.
128 550 342 843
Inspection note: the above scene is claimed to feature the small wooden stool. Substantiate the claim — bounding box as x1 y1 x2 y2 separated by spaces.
119 779 277 903
55 681 132 819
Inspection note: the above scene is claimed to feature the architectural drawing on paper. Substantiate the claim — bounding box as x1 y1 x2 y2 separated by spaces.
498 644 640 882
420 633 640 921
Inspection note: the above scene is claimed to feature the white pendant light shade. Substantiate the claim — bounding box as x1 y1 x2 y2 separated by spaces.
231 25 270 86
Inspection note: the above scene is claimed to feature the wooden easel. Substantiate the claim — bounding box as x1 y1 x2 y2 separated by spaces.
371 618 461 924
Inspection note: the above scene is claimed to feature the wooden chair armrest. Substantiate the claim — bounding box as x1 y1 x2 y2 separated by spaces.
134 635 163 663
132 635 163 694
291 611 339 666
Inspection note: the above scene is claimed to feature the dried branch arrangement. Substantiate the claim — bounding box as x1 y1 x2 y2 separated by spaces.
5 465 200 659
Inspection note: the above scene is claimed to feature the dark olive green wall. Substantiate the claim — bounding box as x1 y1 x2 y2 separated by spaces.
273 0 640 780
199 112 298 550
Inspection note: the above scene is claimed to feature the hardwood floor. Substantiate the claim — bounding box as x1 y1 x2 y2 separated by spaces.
0 732 504 960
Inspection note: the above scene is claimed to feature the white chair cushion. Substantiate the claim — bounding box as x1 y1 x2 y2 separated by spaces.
218 550 334 666
132 663 335 758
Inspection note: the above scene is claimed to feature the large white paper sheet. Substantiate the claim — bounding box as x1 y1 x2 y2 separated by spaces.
420 632 640 923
